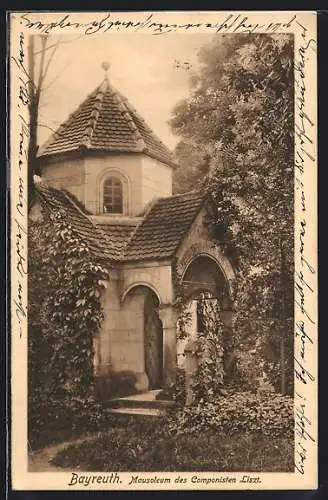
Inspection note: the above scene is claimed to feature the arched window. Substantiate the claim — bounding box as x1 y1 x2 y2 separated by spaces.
103 177 123 214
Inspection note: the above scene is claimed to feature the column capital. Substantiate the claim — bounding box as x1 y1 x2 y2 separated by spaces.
158 303 178 327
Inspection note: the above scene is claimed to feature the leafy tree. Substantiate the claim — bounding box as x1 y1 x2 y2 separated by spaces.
172 141 211 194
171 34 294 394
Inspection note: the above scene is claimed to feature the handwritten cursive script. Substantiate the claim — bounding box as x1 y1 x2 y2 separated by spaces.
19 12 300 36
293 17 317 476
12 31 29 339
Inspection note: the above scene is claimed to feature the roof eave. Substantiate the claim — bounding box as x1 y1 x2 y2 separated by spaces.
38 147 178 169
37 145 144 163
143 150 178 169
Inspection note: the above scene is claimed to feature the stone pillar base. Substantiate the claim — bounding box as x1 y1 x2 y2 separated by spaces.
135 372 149 392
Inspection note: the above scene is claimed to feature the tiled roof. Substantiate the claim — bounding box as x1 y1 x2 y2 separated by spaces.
124 191 205 262
35 185 206 264
38 78 176 168
91 218 138 252
35 184 123 262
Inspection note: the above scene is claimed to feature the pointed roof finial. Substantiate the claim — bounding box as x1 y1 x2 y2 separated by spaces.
102 61 111 75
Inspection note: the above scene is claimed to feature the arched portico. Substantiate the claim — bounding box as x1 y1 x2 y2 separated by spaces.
107 239 235 394
121 282 162 305
176 240 235 297
175 247 235 383
121 284 164 391
181 254 232 306
121 282 180 390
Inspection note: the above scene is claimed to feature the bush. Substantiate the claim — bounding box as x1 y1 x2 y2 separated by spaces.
167 391 294 439
28 392 114 449
159 368 186 407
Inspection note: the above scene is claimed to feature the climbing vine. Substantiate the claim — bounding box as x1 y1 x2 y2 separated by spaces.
190 295 226 402
171 258 192 342
171 259 228 404
28 204 110 440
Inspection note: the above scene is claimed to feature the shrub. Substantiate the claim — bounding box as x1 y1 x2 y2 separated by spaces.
28 391 115 449
161 368 186 407
191 328 225 402
94 371 138 399
167 391 294 439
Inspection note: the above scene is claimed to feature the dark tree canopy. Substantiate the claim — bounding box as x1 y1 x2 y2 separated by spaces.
171 34 294 393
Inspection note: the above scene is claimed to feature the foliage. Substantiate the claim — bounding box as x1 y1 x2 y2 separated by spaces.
172 265 232 402
172 258 192 342
166 368 187 408
28 393 116 450
190 296 226 401
175 299 192 342
52 417 293 472
170 34 294 394
231 345 268 392
172 141 211 194
28 204 109 446
168 391 294 440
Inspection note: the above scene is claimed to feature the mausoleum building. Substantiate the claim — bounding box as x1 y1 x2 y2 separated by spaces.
31 68 235 398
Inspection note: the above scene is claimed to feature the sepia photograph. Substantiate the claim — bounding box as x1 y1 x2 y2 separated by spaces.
10 11 317 491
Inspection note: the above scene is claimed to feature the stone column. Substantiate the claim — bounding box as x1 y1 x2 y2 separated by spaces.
158 305 178 387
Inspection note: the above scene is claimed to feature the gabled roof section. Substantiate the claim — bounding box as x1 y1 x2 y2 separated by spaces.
38 77 176 168
91 217 139 252
35 184 123 262
33 185 207 265
124 191 206 262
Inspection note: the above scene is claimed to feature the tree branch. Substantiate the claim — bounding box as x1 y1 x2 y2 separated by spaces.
42 61 71 92
33 34 84 56
35 35 48 106
41 43 58 88
38 123 58 134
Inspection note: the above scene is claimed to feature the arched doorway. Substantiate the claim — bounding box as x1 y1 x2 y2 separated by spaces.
182 255 231 305
144 290 163 389
178 255 233 378
122 285 163 390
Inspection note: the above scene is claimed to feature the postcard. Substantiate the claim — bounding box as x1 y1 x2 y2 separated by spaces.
9 10 317 490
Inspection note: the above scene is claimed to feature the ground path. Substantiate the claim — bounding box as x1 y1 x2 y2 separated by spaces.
28 391 165 472
28 432 103 472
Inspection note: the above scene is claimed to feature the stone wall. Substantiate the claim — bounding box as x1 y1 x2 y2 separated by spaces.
95 261 177 397
175 206 235 294
122 262 173 305
41 152 173 217
41 157 86 203
141 155 172 209
84 153 142 215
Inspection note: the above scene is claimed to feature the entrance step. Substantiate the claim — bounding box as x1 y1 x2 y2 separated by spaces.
106 389 174 415
109 407 165 417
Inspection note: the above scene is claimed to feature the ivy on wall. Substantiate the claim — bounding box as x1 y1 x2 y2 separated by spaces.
171 259 228 403
28 204 110 432
190 295 226 402
171 258 193 343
